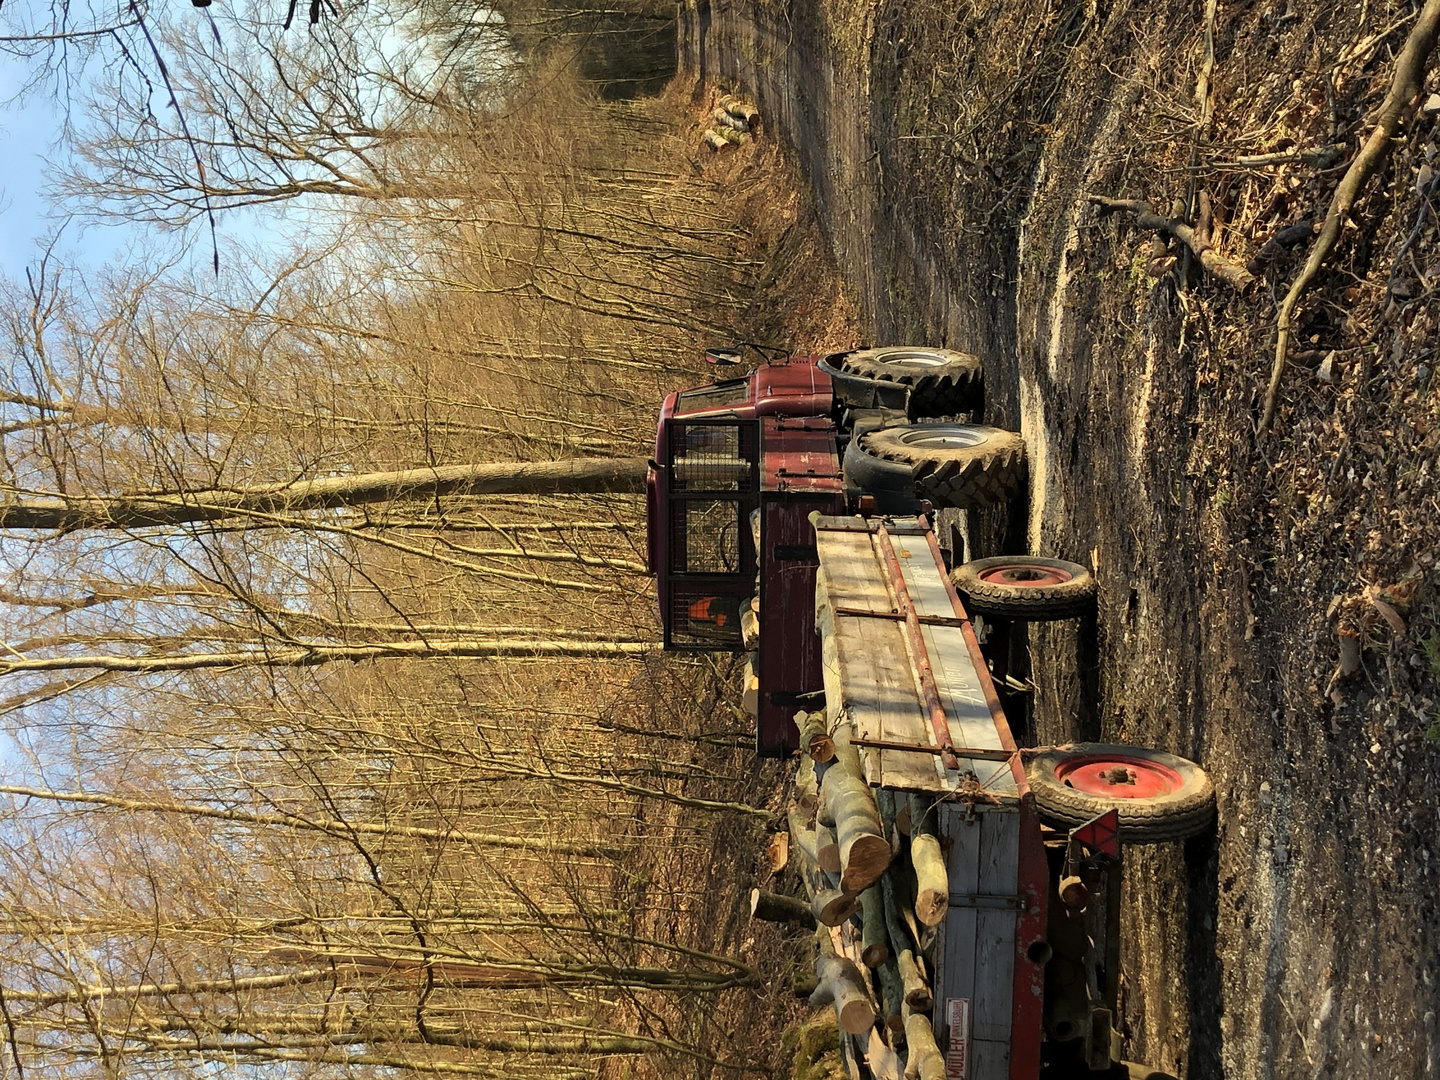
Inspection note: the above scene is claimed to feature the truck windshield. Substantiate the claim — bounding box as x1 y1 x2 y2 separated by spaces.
675 379 750 413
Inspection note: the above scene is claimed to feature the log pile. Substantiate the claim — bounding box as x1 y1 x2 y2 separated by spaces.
753 711 952 1080
702 95 762 151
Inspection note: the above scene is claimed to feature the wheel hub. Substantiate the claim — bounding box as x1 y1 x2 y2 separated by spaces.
1055 755 1183 799
893 425 986 450
978 563 1074 587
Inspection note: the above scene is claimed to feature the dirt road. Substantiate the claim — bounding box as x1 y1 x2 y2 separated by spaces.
684 1 1440 1075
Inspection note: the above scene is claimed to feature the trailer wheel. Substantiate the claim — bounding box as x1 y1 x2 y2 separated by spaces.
951 557 1095 620
1025 744 1215 843
854 423 1026 508
830 347 983 416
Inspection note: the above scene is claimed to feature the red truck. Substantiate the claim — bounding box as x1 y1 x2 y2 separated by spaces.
646 348 1213 1080
647 346 1022 756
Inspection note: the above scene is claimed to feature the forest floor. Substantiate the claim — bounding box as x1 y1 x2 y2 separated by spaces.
677 1 1440 1077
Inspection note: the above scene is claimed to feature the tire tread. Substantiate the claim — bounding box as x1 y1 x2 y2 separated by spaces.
1026 743 1216 843
836 347 983 416
951 557 1096 620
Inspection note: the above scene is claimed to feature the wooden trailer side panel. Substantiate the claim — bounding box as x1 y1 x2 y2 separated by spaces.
936 805 1019 1080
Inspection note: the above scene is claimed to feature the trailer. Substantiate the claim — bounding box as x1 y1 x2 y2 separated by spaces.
646 348 1216 1078
811 511 1048 1079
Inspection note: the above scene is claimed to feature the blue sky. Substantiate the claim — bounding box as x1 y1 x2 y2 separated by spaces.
0 65 148 280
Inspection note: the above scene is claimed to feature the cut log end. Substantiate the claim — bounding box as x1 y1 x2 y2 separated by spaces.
811 954 877 1035
798 712 836 763
840 833 893 894
909 833 949 927
812 887 860 927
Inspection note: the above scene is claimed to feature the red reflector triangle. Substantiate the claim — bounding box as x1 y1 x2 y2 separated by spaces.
1071 808 1120 857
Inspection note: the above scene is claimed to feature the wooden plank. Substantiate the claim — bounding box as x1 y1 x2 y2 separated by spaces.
815 569 847 727
889 533 955 618
923 621 1015 794
972 812 1018 1044
835 598 929 789
866 532 958 790
973 910 1016 1043
815 530 939 790
816 557 931 790
814 529 892 614
971 1038 1011 1080
941 908 977 1045
936 805 982 1045
893 533 1016 796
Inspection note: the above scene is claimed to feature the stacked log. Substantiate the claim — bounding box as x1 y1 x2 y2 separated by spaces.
719 94 761 127
713 106 749 133
702 95 762 152
701 129 733 153
741 655 760 717
748 716 951 1080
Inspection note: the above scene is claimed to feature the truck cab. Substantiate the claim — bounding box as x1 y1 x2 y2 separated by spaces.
646 356 844 755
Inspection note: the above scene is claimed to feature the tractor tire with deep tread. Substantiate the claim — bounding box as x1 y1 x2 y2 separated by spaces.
951 557 1096 620
831 347 983 416
854 423 1026 509
1026 744 1216 843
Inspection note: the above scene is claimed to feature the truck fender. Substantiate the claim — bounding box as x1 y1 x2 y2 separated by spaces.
816 355 912 411
841 437 922 515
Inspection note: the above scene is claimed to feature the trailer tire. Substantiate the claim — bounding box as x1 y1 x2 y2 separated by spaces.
830 347 983 416
1026 744 1215 843
951 557 1095 620
854 423 1026 509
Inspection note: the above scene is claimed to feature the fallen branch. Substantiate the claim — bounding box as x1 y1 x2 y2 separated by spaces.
1261 0 1440 433
1088 196 1256 291
1246 220 1318 274
1230 143 1347 168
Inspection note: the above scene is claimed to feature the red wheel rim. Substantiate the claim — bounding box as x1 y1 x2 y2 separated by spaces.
1053 754 1183 799
978 562 1073 588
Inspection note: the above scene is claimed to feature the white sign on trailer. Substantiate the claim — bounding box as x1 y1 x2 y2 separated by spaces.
945 997 972 1080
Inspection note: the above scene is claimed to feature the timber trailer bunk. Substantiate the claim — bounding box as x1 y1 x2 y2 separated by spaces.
646 347 1216 1080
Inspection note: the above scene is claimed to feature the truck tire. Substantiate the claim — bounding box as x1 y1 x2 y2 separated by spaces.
1025 744 1216 843
854 423 1026 509
951 557 1095 620
829 347 982 416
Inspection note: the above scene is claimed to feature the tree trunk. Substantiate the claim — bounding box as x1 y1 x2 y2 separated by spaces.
0 638 653 678
0 458 650 531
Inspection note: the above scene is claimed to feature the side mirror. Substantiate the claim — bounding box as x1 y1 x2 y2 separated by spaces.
703 348 742 366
